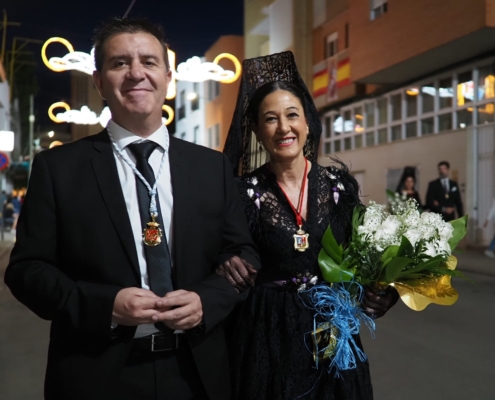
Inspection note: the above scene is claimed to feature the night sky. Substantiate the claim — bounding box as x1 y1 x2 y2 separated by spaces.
5 0 244 133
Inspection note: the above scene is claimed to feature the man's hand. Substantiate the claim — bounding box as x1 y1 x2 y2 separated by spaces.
152 290 203 330
362 286 399 319
216 255 257 292
112 287 162 326
445 206 455 214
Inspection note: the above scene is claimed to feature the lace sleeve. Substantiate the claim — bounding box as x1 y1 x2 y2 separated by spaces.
324 159 363 244
236 176 260 235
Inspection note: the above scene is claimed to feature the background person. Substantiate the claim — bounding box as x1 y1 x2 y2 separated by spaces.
426 161 463 222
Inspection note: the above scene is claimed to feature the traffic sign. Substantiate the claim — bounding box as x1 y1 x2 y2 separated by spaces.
0 151 10 171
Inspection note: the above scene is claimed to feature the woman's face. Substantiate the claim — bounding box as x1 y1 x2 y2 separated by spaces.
404 176 415 190
253 90 309 163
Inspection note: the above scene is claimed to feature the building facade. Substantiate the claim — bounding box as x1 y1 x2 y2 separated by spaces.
175 35 244 151
314 0 495 246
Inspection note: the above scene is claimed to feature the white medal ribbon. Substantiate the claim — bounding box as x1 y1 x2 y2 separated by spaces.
107 126 169 219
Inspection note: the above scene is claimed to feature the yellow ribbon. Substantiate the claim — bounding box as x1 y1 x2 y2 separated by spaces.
391 256 459 311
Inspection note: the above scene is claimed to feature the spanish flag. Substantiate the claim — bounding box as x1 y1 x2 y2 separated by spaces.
337 58 350 89
313 68 328 98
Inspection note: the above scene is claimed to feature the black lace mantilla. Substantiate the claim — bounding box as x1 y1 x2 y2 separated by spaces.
228 162 373 400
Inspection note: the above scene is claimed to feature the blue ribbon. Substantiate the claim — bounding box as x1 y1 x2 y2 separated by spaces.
303 282 376 377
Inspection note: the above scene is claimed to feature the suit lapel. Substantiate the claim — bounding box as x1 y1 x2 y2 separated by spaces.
91 131 141 280
169 137 193 286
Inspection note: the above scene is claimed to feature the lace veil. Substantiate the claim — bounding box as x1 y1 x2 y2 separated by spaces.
223 51 322 176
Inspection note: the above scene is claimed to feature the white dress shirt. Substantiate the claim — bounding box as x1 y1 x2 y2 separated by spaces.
107 120 173 338
441 178 450 193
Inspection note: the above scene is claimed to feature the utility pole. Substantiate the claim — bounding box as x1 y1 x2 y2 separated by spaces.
28 94 34 177
8 37 43 100
0 9 21 64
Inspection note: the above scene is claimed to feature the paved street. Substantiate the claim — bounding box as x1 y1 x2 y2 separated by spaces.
0 240 494 399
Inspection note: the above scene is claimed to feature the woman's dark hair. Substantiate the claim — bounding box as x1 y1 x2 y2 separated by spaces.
93 17 170 72
396 166 417 192
247 81 307 124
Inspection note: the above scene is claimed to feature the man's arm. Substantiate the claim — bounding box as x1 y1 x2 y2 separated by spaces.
426 181 442 213
453 182 464 217
184 154 260 333
4 153 122 336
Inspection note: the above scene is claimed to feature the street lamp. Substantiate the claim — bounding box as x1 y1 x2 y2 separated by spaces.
187 92 198 101
48 130 55 138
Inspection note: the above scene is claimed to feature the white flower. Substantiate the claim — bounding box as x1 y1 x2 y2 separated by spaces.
435 238 451 256
404 228 422 247
423 242 438 257
420 212 443 227
438 223 454 241
247 188 254 198
402 209 420 228
381 215 402 236
419 225 437 241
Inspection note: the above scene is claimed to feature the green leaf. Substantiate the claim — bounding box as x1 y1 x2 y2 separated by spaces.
384 257 413 283
448 215 468 252
398 255 444 278
397 235 414 257
386 189 397 199
318 248 355 282
380 245 399 266
320 225 343 264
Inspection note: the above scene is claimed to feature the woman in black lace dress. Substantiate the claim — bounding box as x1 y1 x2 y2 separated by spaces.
218 52 398 400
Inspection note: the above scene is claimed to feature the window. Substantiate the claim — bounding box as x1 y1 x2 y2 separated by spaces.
325 116 332 138
325 33 338 59
391 94 402 121
355 134 363 148
191 82 199 111
377 98 387 125
391 125 402 141
365 103 375 128
333 113 342 135
180 132 186 140
406 121 417 138
193 125 199 144
334 140 341 153
405 89 418 117
207 80 220 101
421 117 434 135
344 137 352 150
324 142 331 155
421 83 435 114
438 113 452 132
354 107 364 132
457 109 472 129
478 66 495 102
366 131 375 147
370 0 388 20
343 110 352 133
457 71 474 106
478 104 495 124
439 78 453 109
178 90 186 120
378 128 387 144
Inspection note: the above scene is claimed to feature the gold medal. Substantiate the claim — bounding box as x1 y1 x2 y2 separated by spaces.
143 215 163 246
445 194 449 199
294 227 309 252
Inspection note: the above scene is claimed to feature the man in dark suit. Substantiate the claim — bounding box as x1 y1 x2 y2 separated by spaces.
426 161 464 222
4 17 259 400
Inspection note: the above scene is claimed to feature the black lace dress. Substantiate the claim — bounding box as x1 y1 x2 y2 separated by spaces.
229 163 373 400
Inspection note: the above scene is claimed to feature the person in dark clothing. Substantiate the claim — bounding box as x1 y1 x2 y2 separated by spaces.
396 166 422 206
426 161 464 222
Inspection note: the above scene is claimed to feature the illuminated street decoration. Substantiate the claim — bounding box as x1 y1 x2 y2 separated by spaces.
48 102 174 127
42 37 241 89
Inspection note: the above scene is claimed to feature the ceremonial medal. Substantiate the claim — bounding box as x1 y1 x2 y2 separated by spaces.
294 227 309 252
445 194 449 199
275 158 310 252
143 215 163 246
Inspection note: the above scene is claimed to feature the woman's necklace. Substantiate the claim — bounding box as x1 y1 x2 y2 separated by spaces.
275 158 310 252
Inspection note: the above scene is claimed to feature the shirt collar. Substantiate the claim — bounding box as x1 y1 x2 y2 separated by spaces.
107 119 170 153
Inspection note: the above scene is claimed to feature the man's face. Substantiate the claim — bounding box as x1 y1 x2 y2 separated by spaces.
438 165 449 179
93 32 171 128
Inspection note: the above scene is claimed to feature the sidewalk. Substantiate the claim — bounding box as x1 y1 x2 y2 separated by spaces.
455 250 495 277
0 230 15 259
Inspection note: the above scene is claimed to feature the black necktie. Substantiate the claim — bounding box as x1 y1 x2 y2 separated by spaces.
127 142 174 297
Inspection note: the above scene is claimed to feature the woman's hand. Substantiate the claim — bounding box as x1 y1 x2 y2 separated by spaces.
362 285 400 319
215 256 257 292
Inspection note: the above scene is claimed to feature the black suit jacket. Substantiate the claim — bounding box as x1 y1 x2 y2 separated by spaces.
4 131 260 400
425 178 464 222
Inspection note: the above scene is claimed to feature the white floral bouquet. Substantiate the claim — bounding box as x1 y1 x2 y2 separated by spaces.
307 198 467 374
386 189 408 211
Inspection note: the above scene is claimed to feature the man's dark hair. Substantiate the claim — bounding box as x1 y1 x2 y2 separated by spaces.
93 17 170 72
438 161 450 169
247 81 307 124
